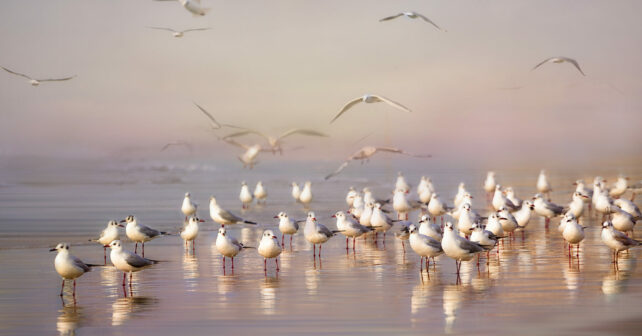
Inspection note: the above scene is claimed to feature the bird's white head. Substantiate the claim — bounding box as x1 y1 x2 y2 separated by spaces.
262 230 277 240
408 224 418 234
218 227 226 236
108 240 123 250
185 192 191 197
49 243 70 253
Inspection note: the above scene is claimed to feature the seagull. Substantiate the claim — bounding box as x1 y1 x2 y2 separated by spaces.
258 230 282 273
147 26 210 38
193 102 243 130
215 227 251 270
50 243 95 297
505 187 523 208
153 0 210 17
485 213 506 238
254 181 267 204
330 94 411 123
533 194 564 227
611 206 637 236
601 221 640 264
121 215 167 257
219 136 267 169
427 193 450 224
220 128 328 154
333 211 372 251
325 146 430 180
408 224 443 273
514 200 535 228
497 207 522 236
395 172 411 193
614 198 641 221
299 181 313 207
209 196 257 227
483 171 497 194
536 170 553 199
418 214 442 241
562 214 585 257
291 182 301 202
181 192 197 220
346 187 358 207
609 176 629 198
469 222 499 251
370 203 398 240
1 66 75 86
453 183 469 208
89 220 123 264
492 185 518 211
441 222 484 276
107 240 157 287
161 141 193 152
532 57 586 76
394 221 411 252
304 211 338 258
275 212 301 247
568 192 589 219
379 11 446 31
180 216 204 251
392 188 412 220
239 181 253 209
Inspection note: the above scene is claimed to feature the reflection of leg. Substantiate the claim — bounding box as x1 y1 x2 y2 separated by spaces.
263 258 267 271
104 246 107 265
231 257 234 270
420 256 424 273
134 243 138 254
275 258 280 271
60 279 65 296
142 243 145 258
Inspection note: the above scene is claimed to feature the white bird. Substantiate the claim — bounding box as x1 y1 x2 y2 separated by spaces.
497 207 522 235
193 102 243 130
181 192 197 219
349 193 365 219
215 227 250 270
574 179 593 199
395 172 411 193
533 194 564 226
441 222 484 275
492 185 518 211
325 146 430 179
394 221 411 252
89 220 123 264
562 214 585 257
304 212 337 258
611 206 637 236
147 26 210 38
601 221 640 263
345 187 358 207
209 196 257 227
154 0 210 17
505 187 523 208
379 11 446 32
457 203 479 237
220 128 328 154
418 214 442 241
299 181 313 207
537 170 553 198
610 176 629 198
220 137 266 169
628 180 642 201
453 183 468 208
239 181 254 209
370 203 397 239
427 193 449 224
532 56 586 76
291 182 301 202
514 200 535 228
483 171 497 194
330 94 412 123
595 190 617 219
568 192 589 219
408 224 444 273
275 212 301 247
107 240 157 287
50 243 94 297
258 230 282 272
121 215 166 257
485 213 506 238
469 223 499 251
359 202 374 228
393 188 412 220
333 211 372 250
614 198 641 221
254 181 267 204
1 66 75 86
180 216 204 250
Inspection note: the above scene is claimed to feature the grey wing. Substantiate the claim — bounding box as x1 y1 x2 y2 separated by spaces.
229 236 243 249
148 26 176 33
183 27 211 33
379 13 404 21
72 257 91 272
532 57 555 71
219 209 243 223
330 97 362 123
371 95 412 113
1 67 32 80
125 253 154 268
562 57 586 76
458 237 484 253
278 129 329 140
416 14 445 31
219 137 249 150
325 161 350 180
194 102 222 129
37 75 76 82
139 225 161 238
420 235 442 250
317 224 334 237
547 202 565 215
222 130 258 139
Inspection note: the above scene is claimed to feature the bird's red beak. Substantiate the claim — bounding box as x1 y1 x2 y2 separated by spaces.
199 219 205 222
104 245 110 248
274 216 279 219
313 218 317 221
118 224 124 228
331 215 336 218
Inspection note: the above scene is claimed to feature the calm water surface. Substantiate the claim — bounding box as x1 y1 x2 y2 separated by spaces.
0 158 641 335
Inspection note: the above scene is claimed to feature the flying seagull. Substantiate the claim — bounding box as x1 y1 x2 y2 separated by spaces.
220 128 328 154
330 94 411 124
532 57 585 76
325 146 431 180
147 26 210 38
153 0 209 17
1 66 75 86
379 11 446 32
193 102 244 131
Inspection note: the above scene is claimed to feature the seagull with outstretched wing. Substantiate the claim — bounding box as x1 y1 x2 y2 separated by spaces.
148 26 210 37
1 66 75 86
532 57 586 76
330 94 411 124
379 11 446 32
325 146 431 180
221 128 328 154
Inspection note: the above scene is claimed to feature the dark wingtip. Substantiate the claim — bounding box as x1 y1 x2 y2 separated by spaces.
244 220 257 225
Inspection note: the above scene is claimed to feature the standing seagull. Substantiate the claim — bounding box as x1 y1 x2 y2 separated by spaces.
239 181 253 209
89 220 123 264
258 230 282 273
325 146 430 180
121 215 166 257
291 182 301 202
107 240 157 288
254 181 268 204
299 181 313 207
304 212 337 258
147 26 210 38
180 216 204 251
181 192 197 220
275 212 301 247
330 94 411 123
153 0 210 17
50 243 94 297
441 222 484 277
379 11 446 31
601 221 640 264
1 66 75 86
532 57 585 76
215 227 250 271
537 170 553 200
209 196 257 227
408 225 443 273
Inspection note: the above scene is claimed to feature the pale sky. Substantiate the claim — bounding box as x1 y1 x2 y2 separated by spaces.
0 0 641 165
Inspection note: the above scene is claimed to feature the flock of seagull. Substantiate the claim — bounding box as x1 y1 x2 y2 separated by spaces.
51 170 641 299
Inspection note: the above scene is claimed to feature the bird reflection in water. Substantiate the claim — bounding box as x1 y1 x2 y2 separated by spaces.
602 255 636 297
305 269 320 296
260 277 280 315
443 284 464 334
182 252 199 292
100 266 120 298
111 296 158 326
57 300 83 336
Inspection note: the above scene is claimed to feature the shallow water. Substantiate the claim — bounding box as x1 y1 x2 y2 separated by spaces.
0 158 641 335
